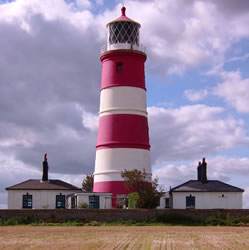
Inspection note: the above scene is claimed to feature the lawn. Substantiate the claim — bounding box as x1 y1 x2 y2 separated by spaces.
1 226 249 249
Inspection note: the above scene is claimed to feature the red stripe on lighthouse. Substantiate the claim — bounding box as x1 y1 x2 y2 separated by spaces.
96 114 150 150
93 181 127 194
100 50 146 90
93 181 128 207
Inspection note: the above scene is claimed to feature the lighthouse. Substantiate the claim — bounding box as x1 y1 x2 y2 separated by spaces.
93 6 151 207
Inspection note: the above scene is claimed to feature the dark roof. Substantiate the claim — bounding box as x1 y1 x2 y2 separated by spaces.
6 179 82 191
171 180 244 193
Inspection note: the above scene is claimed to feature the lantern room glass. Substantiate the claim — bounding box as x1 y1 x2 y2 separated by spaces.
108 22 140 46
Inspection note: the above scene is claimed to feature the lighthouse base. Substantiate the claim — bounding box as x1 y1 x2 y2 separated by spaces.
93 181 128 208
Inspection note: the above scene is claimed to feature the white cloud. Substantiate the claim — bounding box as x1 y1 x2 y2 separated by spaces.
0 0 101 175
207 156 249 177
214 71 249 113
116 0 249 74
75 0 92 9
184 89 209 102
81 109 98 132
1 0 249 76
149 104 249 164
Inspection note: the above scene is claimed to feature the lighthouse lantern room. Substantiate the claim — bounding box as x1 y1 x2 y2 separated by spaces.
106 7 141 51
93 7 151 207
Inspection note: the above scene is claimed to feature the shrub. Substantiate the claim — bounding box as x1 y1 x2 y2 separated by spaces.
128 192 140 208
79 202 88 208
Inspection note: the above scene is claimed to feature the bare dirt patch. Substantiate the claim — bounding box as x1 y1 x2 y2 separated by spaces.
0 226 249 250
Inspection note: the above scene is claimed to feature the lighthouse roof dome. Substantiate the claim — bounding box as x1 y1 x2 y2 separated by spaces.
107 6 141 27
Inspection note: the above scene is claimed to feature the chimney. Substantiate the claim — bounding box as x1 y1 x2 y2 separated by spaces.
197 161 202 181
42 153 49 181
200 158 207 183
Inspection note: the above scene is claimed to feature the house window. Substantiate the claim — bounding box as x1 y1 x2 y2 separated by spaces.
23 193 32 209
116 62 123 73
186 195 195 209
56 193 65 209
165 198 170 208
89 195 100 209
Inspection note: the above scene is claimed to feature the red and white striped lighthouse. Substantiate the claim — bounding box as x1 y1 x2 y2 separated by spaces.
93 6 151 207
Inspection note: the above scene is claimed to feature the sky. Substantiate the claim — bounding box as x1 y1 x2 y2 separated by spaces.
0 0 249 208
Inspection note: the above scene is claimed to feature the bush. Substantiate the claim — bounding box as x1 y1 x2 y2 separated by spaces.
128 192 140 208
78 202 88 209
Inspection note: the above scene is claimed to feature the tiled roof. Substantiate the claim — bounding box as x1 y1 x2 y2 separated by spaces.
6 179 82 191
171 180 244 193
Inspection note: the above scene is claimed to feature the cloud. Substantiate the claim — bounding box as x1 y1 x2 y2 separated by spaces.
149 105 249 163
202 64 249 115
0 0 102 175
74 0 92 9
184 89 209 102
118 0 249 74
214 71 249 113
207 156 249 177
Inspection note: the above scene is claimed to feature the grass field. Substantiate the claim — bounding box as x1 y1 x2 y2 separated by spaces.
1 226 249 249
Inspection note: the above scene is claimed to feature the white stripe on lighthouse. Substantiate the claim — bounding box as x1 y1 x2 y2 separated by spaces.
94 148 151 182
99 86 147 117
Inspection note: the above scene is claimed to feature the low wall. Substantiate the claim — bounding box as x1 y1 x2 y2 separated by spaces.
0 209 249 223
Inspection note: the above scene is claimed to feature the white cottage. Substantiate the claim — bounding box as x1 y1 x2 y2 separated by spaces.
160 158 244 209
6 179 81 209
6 154 114 210
6 154 82 209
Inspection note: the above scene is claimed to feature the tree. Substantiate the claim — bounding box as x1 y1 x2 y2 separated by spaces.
121 169 147 193
121 169 163 209
82 175 94 192
139 177 163 208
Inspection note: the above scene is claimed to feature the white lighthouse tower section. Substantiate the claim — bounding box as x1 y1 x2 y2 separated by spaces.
99 86 147 117
94 148 151 182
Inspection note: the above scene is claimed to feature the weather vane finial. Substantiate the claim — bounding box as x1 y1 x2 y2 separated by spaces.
121 5 126 16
